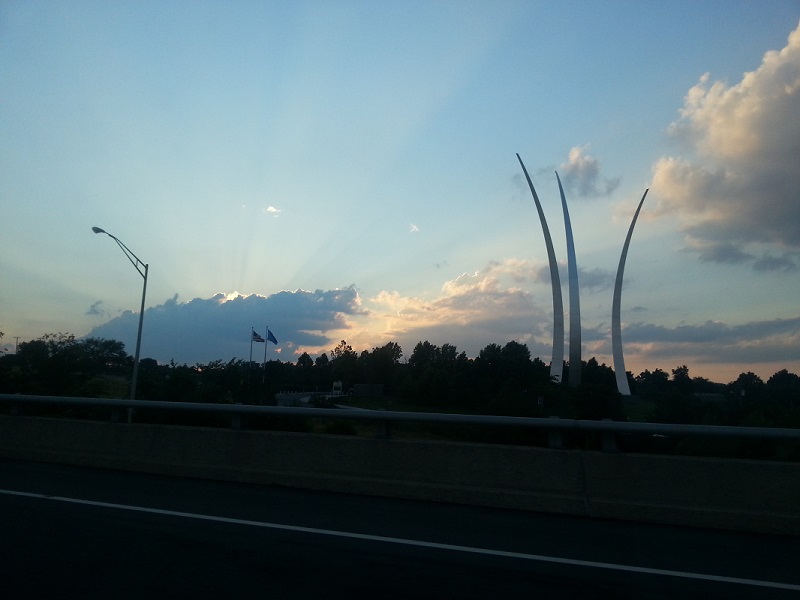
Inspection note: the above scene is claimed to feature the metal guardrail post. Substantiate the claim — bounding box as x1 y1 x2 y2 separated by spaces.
230 413 242 430
548 416 563 449
601 418 618 452
378 411 391 439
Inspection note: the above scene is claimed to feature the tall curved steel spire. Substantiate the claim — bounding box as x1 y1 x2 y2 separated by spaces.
612 189 649 395
517 154 564 382
556 172 581 387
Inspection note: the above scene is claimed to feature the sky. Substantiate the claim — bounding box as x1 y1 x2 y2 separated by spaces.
1 1 799 384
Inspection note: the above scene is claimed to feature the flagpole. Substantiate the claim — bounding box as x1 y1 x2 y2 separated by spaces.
262 325 268 384
248 327 254 396
263 326 269 367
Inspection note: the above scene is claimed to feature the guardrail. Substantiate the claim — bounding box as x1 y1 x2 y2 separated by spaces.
3 393 800 533
2 393 799 453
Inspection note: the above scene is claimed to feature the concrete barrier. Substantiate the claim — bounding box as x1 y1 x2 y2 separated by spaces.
1 415 798 535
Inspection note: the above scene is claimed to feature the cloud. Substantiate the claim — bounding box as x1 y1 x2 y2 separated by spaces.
369 262 555 359
531 262 614 292
651 22 800 266
85 300 107 317
85 287 366 364
264 206 282 217
557 146 621 198
372 272 532 333
82 258 563 366
619 316 800 365
685 241 754 264
752 252 797 272
81 268 799 378
575 266 615 292
404 267 800 373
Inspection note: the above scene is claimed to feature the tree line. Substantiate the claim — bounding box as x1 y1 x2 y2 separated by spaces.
1 333 798 423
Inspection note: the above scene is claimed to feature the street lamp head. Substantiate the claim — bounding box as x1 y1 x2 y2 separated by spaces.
89 224 147 401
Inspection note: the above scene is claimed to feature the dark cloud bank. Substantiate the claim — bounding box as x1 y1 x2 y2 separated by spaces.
87 287 364 365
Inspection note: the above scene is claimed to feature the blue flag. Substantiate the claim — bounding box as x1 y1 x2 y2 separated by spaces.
267 330 278 345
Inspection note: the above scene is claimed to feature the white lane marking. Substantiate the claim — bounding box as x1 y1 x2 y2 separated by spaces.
2 488 798 592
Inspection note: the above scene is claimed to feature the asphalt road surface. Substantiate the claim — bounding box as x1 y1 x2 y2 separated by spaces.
1 459 798 599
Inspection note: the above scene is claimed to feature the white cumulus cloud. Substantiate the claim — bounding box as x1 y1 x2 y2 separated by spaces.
651 21 800 267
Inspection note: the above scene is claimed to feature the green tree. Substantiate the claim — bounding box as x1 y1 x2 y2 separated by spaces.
8 334 129 395
194 358 248 403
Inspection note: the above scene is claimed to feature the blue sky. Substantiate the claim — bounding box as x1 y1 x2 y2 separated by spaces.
2 1 799 383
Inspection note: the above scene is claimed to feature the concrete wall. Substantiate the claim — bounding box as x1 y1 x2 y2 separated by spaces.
1 415 798 535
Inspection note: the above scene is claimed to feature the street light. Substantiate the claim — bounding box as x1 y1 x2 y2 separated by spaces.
92 226 148 400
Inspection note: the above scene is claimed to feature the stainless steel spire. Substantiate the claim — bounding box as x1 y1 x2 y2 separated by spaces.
612 189 649 395
556 172 581 387
517 154 564 382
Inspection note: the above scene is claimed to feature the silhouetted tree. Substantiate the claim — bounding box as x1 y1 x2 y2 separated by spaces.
729 372 765 401
193 358 249 403
313 353 331 391
5 334 129 395
582 358 616 388
329 340 358 388
475 343 502 395
359 342 402 392
690 376 726 395
635 368 670 396
405 341 465 403
294 352 314 389
671 365 693 395
767 369 800 406
297 352 314 368
498 341 532 392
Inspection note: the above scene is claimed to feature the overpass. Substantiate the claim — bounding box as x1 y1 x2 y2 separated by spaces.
1 394 799 535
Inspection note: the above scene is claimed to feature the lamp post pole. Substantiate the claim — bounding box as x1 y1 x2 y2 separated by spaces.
92 227 148 400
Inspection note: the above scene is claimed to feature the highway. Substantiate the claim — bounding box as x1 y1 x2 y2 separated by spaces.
1 459 798 599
